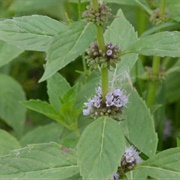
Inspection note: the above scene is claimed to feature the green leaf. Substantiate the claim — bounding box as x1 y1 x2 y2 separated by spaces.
47 73 71 110
135 148 180 179
104 9 138 75
166 71 180 103
40 21 96 81
126 169 147 180
0 74 26 136
21 99 61 122
128 31 180 57
177 138 180 147
0 40 23 67
0 142 81 179
123 88 158 157
0 130 21 156
20 123 64 146
0 15 67 51
9 0 61 12
166 0 180 22
77 117 126 180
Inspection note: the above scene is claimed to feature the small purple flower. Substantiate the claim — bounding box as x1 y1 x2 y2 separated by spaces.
110 172 119 180
121 146 142 171
83 86 128 120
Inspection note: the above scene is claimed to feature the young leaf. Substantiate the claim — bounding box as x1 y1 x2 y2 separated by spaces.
21 99 66 124
0 142 81 179
128 31 180 57
123 87 158 157
135 148 180 179
0 40 23 67
104 9 138 75
0 15 67 51
77 117 126 180
20 123 64 146
47 73 71 110
40 21 96 81
0 130 21 156
0 74 26 136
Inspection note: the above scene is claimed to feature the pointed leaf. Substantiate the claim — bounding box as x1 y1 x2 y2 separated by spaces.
20 123 64 146
0 142 81 179
47 73 71 110
0 15 67 51
0 130 21 156
135 148 180 179
0 74 26 136
40 21 96 81
77 117 126 180
0 40 23 67
123 88 158 157
104 9 138 75
21 99 61 121
128 31 180 57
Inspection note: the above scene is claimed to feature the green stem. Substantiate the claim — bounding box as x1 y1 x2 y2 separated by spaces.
92 0 99 11
78 0 82 19
159 0 166 17
101 67 109 99
92 0 108 99
97 25 106 51
147 56 161 107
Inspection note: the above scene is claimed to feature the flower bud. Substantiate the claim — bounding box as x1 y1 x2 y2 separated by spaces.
82 2 112 26
86 42 120 69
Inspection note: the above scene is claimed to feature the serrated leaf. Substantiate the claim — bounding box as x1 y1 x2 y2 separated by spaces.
20 123 64 146
77 117 126 180
0 74 26 136
128 31 180 57
123 88 158 157
47 73 71 110
0 142 81 179
0 40 23 67
40 21 96 81
0 130 21 156
104 9 138 75
135 148 180 179
21 99 62 122
0 15 67 51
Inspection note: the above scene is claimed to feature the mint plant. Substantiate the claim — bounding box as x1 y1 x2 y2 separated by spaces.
0 0 180 179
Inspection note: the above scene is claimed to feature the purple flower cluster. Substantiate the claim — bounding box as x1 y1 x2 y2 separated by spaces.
121 146 142 171
83 87 128 120
86 42 120 69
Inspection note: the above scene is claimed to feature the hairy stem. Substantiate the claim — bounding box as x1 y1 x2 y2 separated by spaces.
159 0 166 17
92 0 108 99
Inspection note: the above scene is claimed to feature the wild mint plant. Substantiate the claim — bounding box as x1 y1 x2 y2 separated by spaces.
0 0 180 179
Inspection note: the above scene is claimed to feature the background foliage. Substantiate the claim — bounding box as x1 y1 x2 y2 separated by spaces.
0 0 180 179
